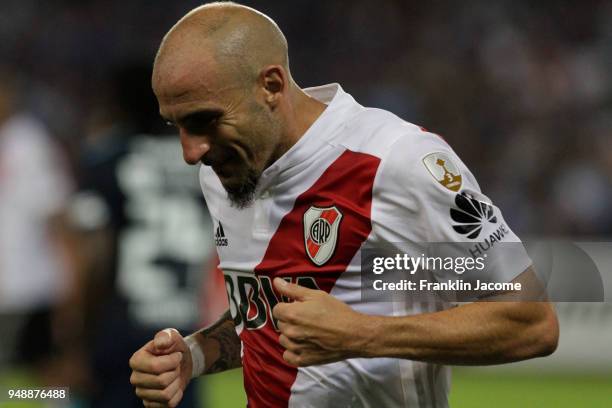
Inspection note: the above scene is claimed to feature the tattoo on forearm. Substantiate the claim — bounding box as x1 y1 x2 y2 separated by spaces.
197 310 242 373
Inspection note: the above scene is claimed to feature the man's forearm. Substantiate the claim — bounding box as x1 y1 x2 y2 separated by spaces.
191 310 242 374
359 301 558 365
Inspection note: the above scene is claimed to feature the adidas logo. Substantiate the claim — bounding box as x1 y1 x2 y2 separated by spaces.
450 192 497 239
215 222 228 247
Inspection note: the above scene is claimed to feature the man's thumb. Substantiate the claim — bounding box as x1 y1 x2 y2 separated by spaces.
273 277 313 301
154 328 181 353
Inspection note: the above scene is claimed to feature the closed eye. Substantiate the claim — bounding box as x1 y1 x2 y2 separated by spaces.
179 110 223 134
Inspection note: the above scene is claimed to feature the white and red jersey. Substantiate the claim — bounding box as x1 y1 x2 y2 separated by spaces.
200 84 530 407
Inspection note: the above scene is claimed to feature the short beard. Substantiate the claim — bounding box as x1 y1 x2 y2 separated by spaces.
225 167 259 209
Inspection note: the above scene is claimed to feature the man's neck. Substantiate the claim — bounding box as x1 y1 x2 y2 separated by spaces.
285 86 326 147
294 88 327 138
267 86 327 167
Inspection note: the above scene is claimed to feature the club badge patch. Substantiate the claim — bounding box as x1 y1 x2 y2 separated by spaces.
422 152 462 192
303 206 343 266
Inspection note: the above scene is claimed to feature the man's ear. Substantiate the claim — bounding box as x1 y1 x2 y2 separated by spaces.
259 65 287 108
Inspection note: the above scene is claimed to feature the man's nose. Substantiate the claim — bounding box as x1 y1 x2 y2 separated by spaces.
179 128 211 165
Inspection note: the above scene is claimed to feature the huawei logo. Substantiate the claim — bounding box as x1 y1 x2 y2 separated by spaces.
450 192 497 239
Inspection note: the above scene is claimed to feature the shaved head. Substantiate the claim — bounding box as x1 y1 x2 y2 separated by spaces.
153 2 290 93
152 2 325 208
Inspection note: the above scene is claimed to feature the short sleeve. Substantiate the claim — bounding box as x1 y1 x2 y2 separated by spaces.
372 130 531 286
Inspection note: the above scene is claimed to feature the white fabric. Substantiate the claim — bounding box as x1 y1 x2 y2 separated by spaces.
0 114 71 311
184 333 206 378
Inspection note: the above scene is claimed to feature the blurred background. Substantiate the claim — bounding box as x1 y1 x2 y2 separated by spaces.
0 0 610 407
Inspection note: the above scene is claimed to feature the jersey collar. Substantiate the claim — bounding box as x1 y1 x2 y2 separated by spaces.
255 83 360 195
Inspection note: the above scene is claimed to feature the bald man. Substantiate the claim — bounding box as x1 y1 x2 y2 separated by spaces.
129 2 558 407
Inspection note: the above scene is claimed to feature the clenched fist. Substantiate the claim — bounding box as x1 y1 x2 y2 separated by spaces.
129 328 192 407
